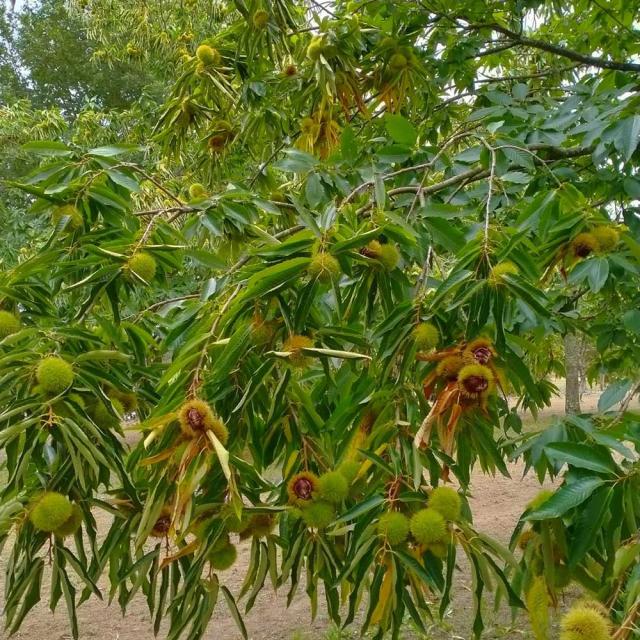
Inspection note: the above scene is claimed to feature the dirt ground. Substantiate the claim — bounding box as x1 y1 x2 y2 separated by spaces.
1 391 602 640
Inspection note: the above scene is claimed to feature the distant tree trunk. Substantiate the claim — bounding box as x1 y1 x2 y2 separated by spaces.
564 333 582 414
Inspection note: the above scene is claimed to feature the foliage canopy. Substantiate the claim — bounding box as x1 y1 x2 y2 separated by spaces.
1 1 640 639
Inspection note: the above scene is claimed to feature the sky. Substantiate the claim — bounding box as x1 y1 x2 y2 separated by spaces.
9 0 27 12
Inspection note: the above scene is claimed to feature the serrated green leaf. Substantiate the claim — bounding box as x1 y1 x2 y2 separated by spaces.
385 114 418 146
598 379 632 412
568 487 613 568
526 477 605 520
544 442 618 475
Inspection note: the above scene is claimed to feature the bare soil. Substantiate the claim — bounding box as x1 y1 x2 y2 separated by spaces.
1 392 601 640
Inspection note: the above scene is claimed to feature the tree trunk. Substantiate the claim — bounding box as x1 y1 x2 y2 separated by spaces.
564 333 582 414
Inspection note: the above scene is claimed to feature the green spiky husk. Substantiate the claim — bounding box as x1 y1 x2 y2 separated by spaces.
436 355 466 380
241 513 276 539
429 486 462 521
127 252 157 283
196 44 220 66
209 542 237 570
518 529 538 550
52 204 83 230
317 471 349 504
308 252 341 283
29 492 73 532
54 504 83 537
591 226 619 253
413 322 440 350
0 310 21 338
526 576 550 640
251 319 276 346
36 357 74 394
226 512 250 534
389 53 408 70
378 243 400 270
93 398 124 429
282 334 313 367
110 390 137 412
252 9 269 28
559 605 611 640
188 183 207 199
489 260 519 285
410 508 447 545
301 501 335 529
306 36 325 61
338 460 360 483
377 511 410 546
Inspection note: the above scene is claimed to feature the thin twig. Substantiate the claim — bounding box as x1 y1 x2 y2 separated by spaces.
189 283 243 397
142 294 200 314
249 141 287 187
343 130 477 206
612 380 640 423
118 163 184 207
483 143 497 252
415 245 434 313
307 0 338 19
134 206 191 217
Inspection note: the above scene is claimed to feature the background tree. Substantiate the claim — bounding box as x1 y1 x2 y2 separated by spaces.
1 1 640 640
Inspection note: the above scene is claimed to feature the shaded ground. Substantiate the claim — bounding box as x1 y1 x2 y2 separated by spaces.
1 391 602 640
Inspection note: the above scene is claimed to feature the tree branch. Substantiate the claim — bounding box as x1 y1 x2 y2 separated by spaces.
133 205 191 217
385 166 489 199
343 130 479 205
357 143 593 214
471 22 640 72
467 40 519 60
528 143 595 158
142 294 199 313
475 64 581 84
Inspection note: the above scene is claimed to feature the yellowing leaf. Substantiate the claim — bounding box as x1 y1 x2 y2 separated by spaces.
207 430 231 480
371 559 395 625
359 444 387 477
